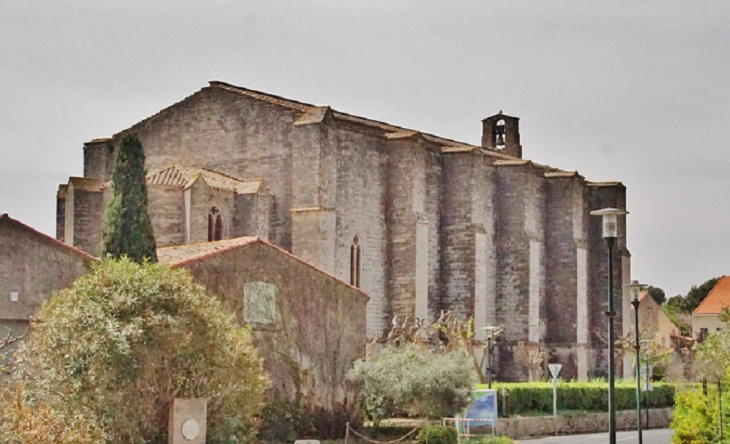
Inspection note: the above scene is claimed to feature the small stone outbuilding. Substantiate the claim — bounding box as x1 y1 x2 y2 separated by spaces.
157 237 368 410
0 214 96 355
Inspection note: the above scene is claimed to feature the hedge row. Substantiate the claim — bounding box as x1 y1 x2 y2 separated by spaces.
475 382 694 417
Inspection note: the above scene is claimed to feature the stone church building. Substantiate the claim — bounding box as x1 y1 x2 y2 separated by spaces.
56 81 630 381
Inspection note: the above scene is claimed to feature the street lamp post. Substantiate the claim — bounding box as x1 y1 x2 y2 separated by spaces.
590 207 628 444
483 326 497 389
624 279 647 444
640 339 651 429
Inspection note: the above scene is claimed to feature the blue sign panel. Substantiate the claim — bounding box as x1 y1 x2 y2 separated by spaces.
463 389 498 434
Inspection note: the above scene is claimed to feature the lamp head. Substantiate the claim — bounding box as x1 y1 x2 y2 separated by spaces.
623 279 647 302
590 207 628 239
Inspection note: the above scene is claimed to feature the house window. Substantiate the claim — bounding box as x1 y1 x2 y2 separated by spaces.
350 236 361 288
700 328 709 341
208 207 223 241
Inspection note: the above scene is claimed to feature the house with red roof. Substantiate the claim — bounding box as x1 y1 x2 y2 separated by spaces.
157 236 367 411
693 276 730 340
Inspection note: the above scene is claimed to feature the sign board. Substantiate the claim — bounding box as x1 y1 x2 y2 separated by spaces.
464 389 499 435
642 380 653 392
548 363 562 380
639 366 653 379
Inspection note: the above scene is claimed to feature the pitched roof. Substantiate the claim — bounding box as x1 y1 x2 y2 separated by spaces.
95 80 617 179
101 165 262 194
694 276 730 315
157 237 259 264
157 237 368 298
0 214 98 261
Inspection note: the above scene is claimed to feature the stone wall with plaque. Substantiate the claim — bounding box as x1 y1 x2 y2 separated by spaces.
168 398 207 444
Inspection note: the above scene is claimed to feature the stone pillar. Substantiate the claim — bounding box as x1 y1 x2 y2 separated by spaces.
168 398 207 444
385 133 430 324
290 108 337 274
494 160 545 381
63 177 103 255
544 172 588 381
587 182 628 378
440 151 497 339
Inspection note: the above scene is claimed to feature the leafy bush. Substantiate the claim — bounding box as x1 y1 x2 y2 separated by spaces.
479 381 683 417
0 258 269 444
417 425 458 444
468 437 514 444
258 394 361 441
348 344 478 422
671 389 717 444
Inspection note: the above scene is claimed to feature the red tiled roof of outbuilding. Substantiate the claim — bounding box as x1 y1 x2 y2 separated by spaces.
694 276 730 315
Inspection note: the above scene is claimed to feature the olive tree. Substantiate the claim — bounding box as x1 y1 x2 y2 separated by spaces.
348 343 477 423
0 258 269 444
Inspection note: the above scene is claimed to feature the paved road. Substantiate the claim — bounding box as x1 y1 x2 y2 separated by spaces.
516 429 673 444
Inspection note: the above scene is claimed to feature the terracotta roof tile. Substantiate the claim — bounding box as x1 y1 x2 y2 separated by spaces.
694 276 730 315
157 237 259 265
102 166 262 194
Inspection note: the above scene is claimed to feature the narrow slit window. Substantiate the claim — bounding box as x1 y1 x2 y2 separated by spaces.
208 207 223 241
350 236 361 288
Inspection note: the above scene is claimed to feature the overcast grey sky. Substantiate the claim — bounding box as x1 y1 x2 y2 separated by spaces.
1 1 728 297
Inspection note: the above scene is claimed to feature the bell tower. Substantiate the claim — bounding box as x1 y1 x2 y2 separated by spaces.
482 111 522 159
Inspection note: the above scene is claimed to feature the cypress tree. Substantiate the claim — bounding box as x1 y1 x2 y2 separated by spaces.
102 132 157 262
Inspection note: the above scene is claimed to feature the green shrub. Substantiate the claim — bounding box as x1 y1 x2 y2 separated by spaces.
671 388 719 444
468 437 514 444
0 258 269 444
478 380 685 417
417 425 458 444
348 344 478 422
258 394 361 441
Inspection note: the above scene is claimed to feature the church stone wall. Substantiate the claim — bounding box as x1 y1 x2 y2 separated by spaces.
543 175 588 380
331 125 389 338
494 163 546 381
383 136 441 334
60 82 630 381
586 183 628 377
83 139 115 182
147 185 186 247
64 180 104 257
127 87 300 250
187 179 235 244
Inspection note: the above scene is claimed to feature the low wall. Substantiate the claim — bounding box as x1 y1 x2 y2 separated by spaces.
497 408 673 439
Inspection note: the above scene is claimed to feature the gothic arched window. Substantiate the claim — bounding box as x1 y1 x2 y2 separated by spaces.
208 207 223 242
350 236 361 288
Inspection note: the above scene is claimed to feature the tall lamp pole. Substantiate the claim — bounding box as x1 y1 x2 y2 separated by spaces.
591 207 628 444
482 326 497 389
624 280 647 444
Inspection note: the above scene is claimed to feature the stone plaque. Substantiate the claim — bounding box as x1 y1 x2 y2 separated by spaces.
243 282 277 324
182 419 200 440
168 398 206 444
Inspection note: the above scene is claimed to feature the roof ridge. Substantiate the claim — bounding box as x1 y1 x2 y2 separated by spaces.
209 81 312 112
161 236 368 298
694 276 730 315
0 214 98 261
